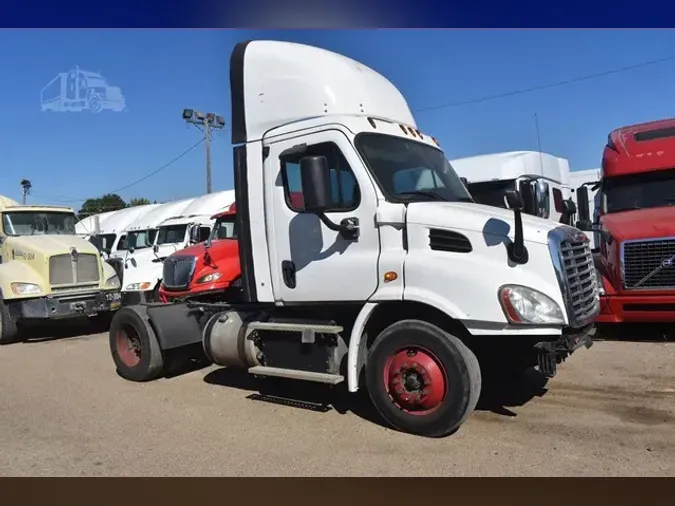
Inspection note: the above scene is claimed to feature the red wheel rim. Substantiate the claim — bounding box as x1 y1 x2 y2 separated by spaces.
116 328 141 367
383 346 448 416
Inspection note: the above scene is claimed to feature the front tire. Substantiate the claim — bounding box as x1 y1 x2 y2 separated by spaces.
365 319 482 438
109 306 165 382
0 298 21 345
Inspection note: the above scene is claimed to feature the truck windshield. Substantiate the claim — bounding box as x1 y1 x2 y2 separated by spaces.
466 179 516 208
211 216 237 240
89 233 116 254
602 167 675 213
126 229 157 250
2 211 77 236
355 133 474 203
157 224 187 245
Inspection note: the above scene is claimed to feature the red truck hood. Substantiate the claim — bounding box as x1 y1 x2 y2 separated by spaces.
602 206 675 241
176 238 240 279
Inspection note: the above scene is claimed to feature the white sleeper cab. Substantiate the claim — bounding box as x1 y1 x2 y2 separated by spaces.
108 40 599 438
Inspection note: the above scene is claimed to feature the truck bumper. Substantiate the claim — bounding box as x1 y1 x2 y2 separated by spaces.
121 289 156 307
13 290 121 320
534 324 594 378
596 293 675 323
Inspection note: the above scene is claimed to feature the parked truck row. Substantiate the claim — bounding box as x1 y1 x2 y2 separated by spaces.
6 39 670 438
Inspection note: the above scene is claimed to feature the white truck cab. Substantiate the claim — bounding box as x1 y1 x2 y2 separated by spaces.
114 198 195 303
453 151 577 226
109 40 599 438
86 204 160 259
121 190 235 304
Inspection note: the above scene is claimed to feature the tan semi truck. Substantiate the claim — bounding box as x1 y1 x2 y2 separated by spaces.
0 195 122 344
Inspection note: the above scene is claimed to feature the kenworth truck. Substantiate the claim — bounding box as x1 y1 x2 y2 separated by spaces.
0 196 122 344
109 40 599 438
576 118 675 324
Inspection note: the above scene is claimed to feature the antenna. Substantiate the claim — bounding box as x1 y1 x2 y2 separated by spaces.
535 113 545 174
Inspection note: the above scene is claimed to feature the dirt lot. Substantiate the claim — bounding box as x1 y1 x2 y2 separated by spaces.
0 324 673 477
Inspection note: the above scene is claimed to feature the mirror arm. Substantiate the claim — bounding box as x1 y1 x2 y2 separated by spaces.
317 213 359 240
507 208 529 265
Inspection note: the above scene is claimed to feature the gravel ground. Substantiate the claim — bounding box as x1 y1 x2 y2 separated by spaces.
0 325 673 477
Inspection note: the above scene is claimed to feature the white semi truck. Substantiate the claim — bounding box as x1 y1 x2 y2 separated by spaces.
86 204 160 258
453 151 577 226
109 40 599 438
120 190 235 304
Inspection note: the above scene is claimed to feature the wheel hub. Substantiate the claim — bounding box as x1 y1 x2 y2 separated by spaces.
117 330 141 367
384 347 447 415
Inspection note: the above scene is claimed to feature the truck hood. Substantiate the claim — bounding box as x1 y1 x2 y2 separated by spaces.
9 234 101 257
406 202 564 246
172 239 240 285
601 207 675 241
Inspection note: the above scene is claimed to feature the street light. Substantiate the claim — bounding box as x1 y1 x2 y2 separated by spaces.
182 108 226 194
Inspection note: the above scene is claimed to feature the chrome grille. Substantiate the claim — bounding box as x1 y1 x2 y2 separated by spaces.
549 228 600 327
162 256 196 291
49 253 100 286
622 238 675 290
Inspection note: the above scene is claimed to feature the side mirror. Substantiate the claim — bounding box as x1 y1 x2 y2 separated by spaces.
189 225 201 244
460 177 469 187
518 180 536 215
505 189 524 210
576 185 590 223
300 155 332 214
563 199 577 214
128 246 135 254
534 181 550 218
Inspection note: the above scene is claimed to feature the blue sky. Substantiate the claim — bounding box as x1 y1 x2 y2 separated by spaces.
2 29 675 209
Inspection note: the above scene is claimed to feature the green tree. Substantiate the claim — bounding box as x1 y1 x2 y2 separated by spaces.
128 197 152 207
77 193 127 220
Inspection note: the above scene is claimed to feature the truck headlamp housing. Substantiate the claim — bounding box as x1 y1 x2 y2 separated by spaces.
105 275 121 288
125 282 152 291
499 285 565 325
197 272 222 284
11 282 41 295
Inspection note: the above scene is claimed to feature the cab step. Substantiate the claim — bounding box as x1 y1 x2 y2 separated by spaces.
247 321 343 344
248 366 344 385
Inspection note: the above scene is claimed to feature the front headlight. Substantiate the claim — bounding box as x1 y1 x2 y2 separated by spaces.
11 282 41 295
105 275 121 288
197 272 222 284
125 282 152 291
499 285 565 325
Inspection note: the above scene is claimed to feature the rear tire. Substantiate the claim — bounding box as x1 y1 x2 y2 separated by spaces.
365 319 481 438
0 298 21 345
109 306 165 382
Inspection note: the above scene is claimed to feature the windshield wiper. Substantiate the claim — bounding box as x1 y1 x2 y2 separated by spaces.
397 190 447 201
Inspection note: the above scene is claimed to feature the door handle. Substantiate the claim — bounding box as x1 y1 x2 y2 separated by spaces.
282 260 296 289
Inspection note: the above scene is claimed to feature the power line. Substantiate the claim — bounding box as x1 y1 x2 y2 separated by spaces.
35 137 205 204
414 54 675 113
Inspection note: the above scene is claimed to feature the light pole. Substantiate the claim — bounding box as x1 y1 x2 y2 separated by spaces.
182 109 226 194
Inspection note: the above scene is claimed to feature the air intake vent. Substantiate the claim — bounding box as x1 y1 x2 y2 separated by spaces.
429 229 472 253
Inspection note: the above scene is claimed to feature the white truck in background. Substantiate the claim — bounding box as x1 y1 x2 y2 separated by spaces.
452 151 577 226
76 209 118 237
109 40 599 439
86 204 160 258
120 190 235 305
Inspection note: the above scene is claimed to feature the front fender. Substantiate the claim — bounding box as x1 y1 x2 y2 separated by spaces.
0 261 48 300
102 260 117 281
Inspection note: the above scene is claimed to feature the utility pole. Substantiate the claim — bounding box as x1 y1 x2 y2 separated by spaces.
181 109 225 194
20 179 32 205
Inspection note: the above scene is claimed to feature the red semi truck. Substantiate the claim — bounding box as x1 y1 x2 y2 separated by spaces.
576 117 675 324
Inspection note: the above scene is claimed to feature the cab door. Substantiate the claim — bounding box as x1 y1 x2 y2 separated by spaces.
264 129 381 303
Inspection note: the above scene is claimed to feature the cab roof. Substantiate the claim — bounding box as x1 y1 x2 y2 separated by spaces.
230 40 417 144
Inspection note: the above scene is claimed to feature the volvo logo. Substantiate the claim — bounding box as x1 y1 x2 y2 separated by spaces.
662 255 675 268
70 247 79 261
